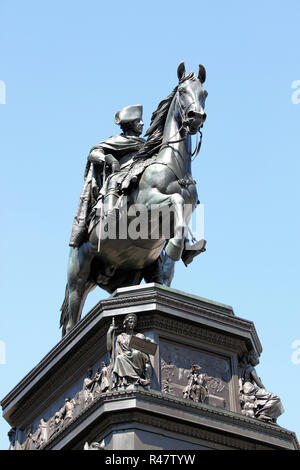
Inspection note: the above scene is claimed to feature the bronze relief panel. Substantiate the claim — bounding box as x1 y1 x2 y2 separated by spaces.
160 340 232 410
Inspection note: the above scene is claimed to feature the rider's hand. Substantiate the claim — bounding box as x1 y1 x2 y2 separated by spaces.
105 153 120 173
111 162 120 173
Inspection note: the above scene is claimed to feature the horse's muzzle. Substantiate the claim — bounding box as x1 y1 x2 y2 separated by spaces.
187 111 206 134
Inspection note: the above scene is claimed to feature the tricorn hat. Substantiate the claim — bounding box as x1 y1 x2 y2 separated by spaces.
114 104 143 125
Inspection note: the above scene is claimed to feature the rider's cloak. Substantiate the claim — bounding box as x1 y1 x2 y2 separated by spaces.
69 134 145 247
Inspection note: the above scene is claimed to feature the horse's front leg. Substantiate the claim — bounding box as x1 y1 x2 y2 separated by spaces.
137 186 187 261
164 192 187 261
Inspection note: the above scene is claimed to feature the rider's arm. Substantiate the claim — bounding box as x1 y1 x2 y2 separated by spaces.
89 148 120 172
88 148 106 165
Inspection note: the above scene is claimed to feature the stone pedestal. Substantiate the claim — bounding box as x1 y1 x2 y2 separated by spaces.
1 284 299 450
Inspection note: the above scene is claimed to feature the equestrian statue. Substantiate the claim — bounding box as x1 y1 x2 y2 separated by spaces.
60 62 208 336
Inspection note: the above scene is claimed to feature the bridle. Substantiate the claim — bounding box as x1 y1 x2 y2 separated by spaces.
159 89 203 159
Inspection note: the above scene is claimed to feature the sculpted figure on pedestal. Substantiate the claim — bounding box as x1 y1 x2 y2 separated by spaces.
22 431 36 450
35 418 48 449
91 362 110 396
239 351 284 423
82 368 94 407
84 440 105 450
183 364 208 403
107 314 154 390
8 428 16 450
58 397 75 426
69 105 145 248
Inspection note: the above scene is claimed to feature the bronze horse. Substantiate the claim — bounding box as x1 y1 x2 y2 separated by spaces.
60 62 207 336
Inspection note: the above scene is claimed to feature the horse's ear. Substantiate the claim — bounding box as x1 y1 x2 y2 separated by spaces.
177 62 186 82
198 64 206 84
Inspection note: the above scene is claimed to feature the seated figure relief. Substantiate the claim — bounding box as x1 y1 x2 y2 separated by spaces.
107 314 156 390
238 351 284 424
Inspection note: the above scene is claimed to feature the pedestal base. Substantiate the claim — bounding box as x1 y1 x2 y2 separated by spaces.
1 284 298 450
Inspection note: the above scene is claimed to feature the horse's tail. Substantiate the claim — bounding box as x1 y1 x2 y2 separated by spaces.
60 284 69 337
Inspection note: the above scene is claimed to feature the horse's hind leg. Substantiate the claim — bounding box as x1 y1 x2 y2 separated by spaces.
142 256 164 284
66 243 95 334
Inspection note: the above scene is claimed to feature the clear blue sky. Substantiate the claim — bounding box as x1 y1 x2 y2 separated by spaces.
0 0 299 449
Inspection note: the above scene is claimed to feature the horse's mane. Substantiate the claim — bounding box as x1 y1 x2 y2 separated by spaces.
135 72 196 160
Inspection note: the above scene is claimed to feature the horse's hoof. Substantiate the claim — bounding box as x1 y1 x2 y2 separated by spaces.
65 321 75 335
165 239 183 261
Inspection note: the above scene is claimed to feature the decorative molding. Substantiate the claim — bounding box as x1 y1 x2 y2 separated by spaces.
137 313 245 352
6 323 110 427
1 286 260 411
42 389 299 450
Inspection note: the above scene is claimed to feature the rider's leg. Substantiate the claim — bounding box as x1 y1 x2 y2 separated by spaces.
104 179 120 213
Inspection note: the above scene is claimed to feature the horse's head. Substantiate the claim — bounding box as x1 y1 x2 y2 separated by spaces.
176 62 207 135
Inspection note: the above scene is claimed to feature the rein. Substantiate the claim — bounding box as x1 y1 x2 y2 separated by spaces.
147 123 186 156
160 127 203 160
176 92 203 160
159 91 203 160
191 128 203 160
